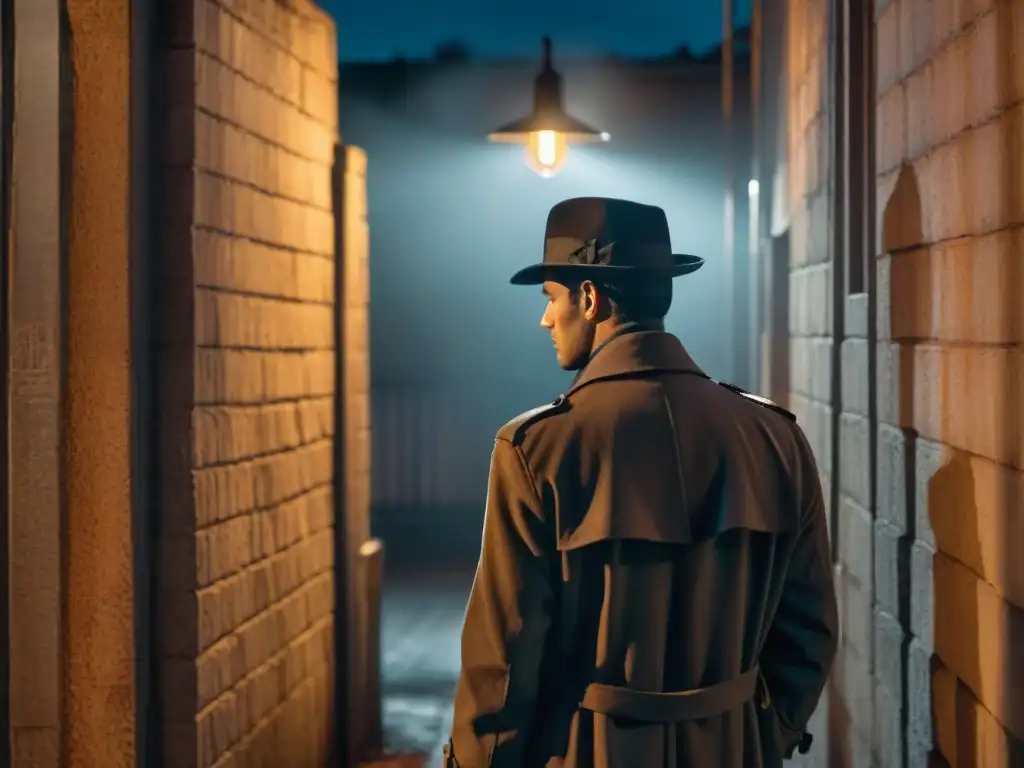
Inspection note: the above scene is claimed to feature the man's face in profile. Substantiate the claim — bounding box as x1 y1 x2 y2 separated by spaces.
540 279 596 371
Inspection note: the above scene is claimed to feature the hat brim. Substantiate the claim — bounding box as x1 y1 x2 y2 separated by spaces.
509 254 705 286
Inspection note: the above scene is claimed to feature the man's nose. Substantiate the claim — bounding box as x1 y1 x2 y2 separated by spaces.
540 305 554 329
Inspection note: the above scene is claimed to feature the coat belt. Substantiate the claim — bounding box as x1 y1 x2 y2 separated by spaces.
579 664 760 723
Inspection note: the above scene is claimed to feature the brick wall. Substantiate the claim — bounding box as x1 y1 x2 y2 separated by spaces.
156 1 341 765
781 0 1024 765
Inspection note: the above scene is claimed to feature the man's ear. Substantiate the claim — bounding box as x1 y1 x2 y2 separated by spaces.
580 280 599 320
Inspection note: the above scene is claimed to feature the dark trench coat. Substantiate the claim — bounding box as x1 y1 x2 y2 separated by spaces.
448 330 838 768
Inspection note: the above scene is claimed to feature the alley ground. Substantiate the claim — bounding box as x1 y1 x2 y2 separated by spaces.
380 565 475 764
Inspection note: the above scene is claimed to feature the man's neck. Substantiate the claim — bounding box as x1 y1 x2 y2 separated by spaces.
592 319 663 350
570 320 667 383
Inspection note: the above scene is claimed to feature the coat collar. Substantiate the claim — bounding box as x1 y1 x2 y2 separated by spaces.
568 329 707 395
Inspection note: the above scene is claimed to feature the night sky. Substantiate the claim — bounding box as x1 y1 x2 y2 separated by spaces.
323 0 754 62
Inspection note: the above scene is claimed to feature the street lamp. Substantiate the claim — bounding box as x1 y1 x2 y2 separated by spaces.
488 36 609 178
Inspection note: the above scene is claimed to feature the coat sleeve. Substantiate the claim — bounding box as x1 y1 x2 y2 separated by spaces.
449 437 556 768
760 455 839 748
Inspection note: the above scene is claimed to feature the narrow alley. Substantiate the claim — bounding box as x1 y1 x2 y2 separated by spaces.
378 567 474 765
2 0 1022 767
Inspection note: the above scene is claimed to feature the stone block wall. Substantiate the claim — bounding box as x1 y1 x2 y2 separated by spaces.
783 0 835 760
155 1 342 765
782 0 1024 765
786 0 833 496
873 0 1024 764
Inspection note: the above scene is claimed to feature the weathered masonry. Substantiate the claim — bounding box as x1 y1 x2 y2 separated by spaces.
0 1 372 766
756 0 1024 765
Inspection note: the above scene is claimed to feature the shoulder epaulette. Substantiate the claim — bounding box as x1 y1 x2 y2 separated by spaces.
717 381 797 422
499 393 571 445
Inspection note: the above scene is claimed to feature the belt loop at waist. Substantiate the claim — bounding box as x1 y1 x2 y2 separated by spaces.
579 664 760 723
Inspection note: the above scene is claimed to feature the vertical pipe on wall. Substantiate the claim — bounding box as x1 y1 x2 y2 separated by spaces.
129 0 159 763
828 0 846 561
760 0 791 406
863 0 878 561
749 0 763 392
722 0 735 383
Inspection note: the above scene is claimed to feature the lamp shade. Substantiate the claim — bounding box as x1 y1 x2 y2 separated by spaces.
487 37 607 143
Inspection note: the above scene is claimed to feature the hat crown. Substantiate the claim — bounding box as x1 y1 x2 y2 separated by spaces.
541 197 673 271
507 196 704 285
544 197 671 249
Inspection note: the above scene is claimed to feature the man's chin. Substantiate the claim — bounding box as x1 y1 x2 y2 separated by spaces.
557 354 586 372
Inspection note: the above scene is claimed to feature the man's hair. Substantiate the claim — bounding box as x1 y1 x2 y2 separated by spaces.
568 275 673 323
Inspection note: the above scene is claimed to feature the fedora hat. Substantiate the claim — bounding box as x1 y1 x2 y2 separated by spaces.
509 197 704 285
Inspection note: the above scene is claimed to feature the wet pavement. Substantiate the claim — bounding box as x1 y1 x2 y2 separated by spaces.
380 566 475 765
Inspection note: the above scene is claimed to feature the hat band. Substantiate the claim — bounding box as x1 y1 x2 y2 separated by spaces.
544 237 673 268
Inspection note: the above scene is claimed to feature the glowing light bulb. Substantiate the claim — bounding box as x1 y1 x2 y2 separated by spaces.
525 130 568 178
537 130 557 166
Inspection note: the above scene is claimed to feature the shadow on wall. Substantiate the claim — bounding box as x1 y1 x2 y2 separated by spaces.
889 127 1024 764
881 161 965 768
995 17 1024 760
881 164 931 767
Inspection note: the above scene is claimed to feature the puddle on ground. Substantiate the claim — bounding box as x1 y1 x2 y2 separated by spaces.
382 694 452 754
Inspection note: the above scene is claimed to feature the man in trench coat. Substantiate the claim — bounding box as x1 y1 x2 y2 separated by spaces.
445 197 838 768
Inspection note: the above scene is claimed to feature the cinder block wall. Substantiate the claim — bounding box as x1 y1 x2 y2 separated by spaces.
156 1 342 765
783 0 834 761
785 1 833 503
874 0 1024 763
784 0 1024 765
